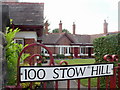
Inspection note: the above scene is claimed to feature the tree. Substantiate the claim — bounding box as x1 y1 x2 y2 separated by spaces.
52 28 59 33
52 28 71 34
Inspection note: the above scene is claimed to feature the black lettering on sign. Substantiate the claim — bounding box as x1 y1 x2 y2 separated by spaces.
25 69 27 80
91 66 98 75
67 68 75 78
60 68 67 78
101 66 105 74
106 65 110 74
76 67 86 76
37 69 45 79
28 69 36 80
53 68 59 79
99 66 101 75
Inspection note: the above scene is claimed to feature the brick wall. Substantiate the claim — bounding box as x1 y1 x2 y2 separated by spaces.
54 47 59 54
24 38 40 64
57 35 72 45
24 38 35 55
48 47 55 54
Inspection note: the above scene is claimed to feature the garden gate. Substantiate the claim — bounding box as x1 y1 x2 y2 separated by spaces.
5 43 120 90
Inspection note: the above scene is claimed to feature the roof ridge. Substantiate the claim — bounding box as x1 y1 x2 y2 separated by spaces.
55 33 66 43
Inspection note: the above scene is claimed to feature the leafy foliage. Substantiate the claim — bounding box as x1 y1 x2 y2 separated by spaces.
5 27 29 85
20 63 41 89
56 54 65 59
52 28 71 34
93 33 120 87
93 33 120 64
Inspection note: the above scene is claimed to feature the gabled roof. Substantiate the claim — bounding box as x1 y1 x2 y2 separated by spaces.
3 2 44 26
41 33 64 44
90 33 105 43
66 34 91 43
41 31 120 45
41 33 91 44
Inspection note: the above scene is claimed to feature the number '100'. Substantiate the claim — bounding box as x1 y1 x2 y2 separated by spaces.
24 69 46 80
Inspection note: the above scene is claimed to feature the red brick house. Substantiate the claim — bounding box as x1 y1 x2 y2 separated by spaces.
3 2 119 59
41 20 119 58
3 2 44 62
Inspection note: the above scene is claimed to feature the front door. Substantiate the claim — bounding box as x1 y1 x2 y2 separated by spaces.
88 47 91 58
74 47 79 58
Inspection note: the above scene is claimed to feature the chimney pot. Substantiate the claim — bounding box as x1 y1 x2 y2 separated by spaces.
59 20 62 33
73 22 76 34
104 20 108 34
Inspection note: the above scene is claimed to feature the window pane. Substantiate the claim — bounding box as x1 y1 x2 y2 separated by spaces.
15 39 24 45
81 47 85 54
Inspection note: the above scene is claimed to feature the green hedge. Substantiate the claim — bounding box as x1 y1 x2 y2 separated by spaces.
93 33 120 64
56 54 65 59
93 33 120 88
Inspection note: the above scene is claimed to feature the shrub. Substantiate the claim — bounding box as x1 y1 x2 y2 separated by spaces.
56 54 65 59
93 33 120 87
5 27 29 85
42 57 47 63
67 56 73 59
20 63 41 89
93 33 120 64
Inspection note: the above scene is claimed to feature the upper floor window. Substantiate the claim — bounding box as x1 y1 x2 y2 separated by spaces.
14 39 24 45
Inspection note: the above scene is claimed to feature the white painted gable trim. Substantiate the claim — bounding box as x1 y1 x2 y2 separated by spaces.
15 31 37 41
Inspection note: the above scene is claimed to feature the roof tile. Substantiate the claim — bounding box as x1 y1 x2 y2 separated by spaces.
3 2 44 25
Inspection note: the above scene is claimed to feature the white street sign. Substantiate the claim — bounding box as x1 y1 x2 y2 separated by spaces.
20 63 113 82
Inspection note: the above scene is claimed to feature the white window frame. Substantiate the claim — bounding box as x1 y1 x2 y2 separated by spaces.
41 47 48 55
80 47 87 55
80 47 85 54
14 39 24 45
61 47 64 54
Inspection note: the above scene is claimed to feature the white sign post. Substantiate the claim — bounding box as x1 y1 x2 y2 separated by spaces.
20 63 113 82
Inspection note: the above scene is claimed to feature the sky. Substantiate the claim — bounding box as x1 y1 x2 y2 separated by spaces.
19 0 119 34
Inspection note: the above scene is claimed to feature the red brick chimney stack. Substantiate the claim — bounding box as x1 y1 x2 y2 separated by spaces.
59 20 62 33
104 20 108 34
45 21 49 34
73 22 76 34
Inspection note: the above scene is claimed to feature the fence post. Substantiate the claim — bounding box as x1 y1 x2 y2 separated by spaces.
110 67 116 89
105 76 109 90
59 61 69 90
78 79 80 90
55 81 58 90
88 78 91 90
97 77 100 90
118 63 120 88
